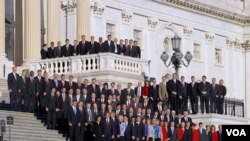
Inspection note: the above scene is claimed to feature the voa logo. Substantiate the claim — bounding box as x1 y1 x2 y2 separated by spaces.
226 129 246 136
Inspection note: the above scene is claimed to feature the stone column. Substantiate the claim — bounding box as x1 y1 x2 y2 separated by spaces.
0 0 5 58
77 0 90 40
23 0 41 64
47 0 61 44
244 43 250 122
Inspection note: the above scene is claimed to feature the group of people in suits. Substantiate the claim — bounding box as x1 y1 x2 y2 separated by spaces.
7 66 225 141
40 35 141 59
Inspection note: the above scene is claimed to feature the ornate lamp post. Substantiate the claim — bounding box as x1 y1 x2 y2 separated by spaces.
160 34 193 80
61 0 77 38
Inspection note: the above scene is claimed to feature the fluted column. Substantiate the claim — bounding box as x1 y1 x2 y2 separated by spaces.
47 0 61 44
23 0 41 62
0 0 5 58
77 0 90 40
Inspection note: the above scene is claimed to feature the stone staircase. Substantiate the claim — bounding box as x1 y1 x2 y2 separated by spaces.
0 79 67 141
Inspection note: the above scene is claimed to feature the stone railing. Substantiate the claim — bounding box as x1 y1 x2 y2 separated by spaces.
30 53 150 76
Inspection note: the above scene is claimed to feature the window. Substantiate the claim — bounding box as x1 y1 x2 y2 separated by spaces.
193 43 201 60
106 23 116 37
215 48 222 64
133 29 142 47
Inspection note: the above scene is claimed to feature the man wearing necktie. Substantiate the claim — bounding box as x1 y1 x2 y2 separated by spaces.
46 88 59 129
210 78 219 113
7 66 19 110
198 75 211 114
17 69 28 111
68 100 79 141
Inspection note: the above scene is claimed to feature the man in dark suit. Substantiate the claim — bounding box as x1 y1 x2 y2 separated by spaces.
118 39 125 55
54 41 62 58
210 78 220 113
188 76 199 114
181 111 192 123
134 81 142 98
27 71 36 112
87 78 100 98
103 113 113 141
78 35 89 55
68 75 77 92
98 37 106 53
7 66 19 110
77 101 86 141
93 115 105 141
122 82 135 100
60 74 69 89
68 100 79 141
17 69 28 111
40 44 48 59
123 39 131 56
85 103 95 126
122 115 132 141
72 40 78 56
150 79 159 104
44 71 52 101
198 122 206 141
198 75 211 114
34 70 45 113
168 121 178 141
134 116 144 141
62 39 74 57
218 79 226 114
178 76 188 114
104 35 115 53
58 87 70 130
51 74 62 92
114 38 122 54
47 41 55 58
131 44 137 58
134 41 141 58
183 122 192 141
46 87 59 129
167 73 180 113
88 36 99 54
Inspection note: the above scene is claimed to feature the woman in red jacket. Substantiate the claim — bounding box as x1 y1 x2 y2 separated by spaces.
142 80 150 98
161 121 168 141
178 122 185 141
211 125 218 141
191 123 199 141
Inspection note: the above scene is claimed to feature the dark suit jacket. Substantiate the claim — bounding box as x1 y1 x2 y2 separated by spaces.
168 127 178 141
27 77 36 96
210 84 219 98
46 94 58 111
44 79 53 95
59 93 70 118
18 76 28 93
122 88 135 99
87 84 100 98
124 122 132 139
78 107 86 125
181 117 192 123
134 87 142 97
8 73 19 92
218 85 227 97
167 79 180 97
102 118 114 138
54 46 62 57
136 46 141 58
47 47 55 58
85 109 95 122
150 85 159 101
198 82 211 96
178 82 188 98
198 128 207 141
183 128 193 141
98 42 107 53
92 122 105 137
134 123 144 139
78 41 89 55
34 76 45 94
88 41 99 54
40 48 47 59
104 40 115 53
131 46 137 57
188 82 199 99
68 106 79 125
62 44 74 57
124 45 132 56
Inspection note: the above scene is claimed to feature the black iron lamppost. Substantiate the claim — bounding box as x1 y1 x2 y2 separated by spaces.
160 34 193 80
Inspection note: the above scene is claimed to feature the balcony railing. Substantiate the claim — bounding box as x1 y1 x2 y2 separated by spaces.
30 53 150 76
187 97 244 117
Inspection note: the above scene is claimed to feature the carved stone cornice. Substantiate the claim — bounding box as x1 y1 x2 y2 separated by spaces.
121 10 133 23
153 0 250 25
90 1 105 16
242 40 250 51
226 37 233 47
205 32 214 43
226 37 243 49
147 17 158 29
183 26 193 38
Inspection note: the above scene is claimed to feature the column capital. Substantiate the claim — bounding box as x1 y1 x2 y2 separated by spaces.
147 17 158 30
205 31 214 43
242 40 250 52
183 26 193 38
90 1 105 16
121 10 133 23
